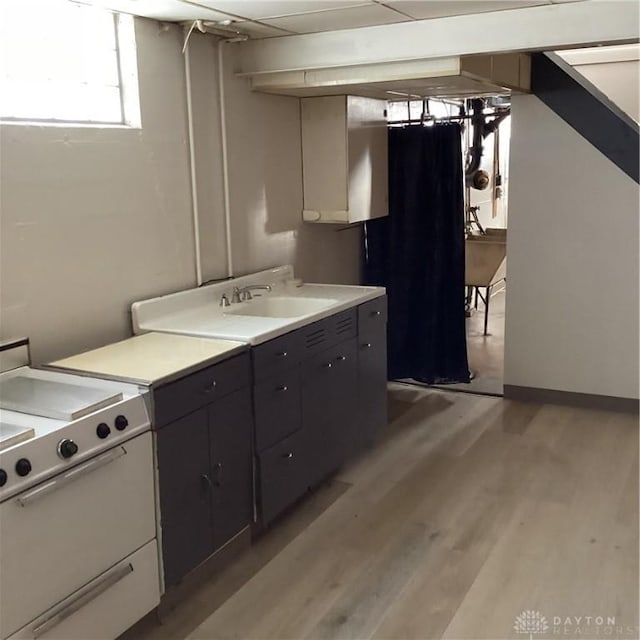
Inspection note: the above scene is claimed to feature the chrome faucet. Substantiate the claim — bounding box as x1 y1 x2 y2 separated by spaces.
231 284 272 303
219 293 230 307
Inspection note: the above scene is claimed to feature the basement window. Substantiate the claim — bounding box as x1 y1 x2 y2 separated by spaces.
0 0 140 127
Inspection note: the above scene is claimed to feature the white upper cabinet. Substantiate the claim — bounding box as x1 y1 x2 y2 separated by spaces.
301 96 388 224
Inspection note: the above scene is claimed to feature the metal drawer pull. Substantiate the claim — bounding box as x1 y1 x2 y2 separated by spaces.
323 362 333 368
362 343 372 349
283 452 294 460
276 351 288 357
32 563 133 638
276 385 288 392
336 355 347 362
17 447 127 507
203 380 217 393
214 462 223 487
371 310 381 317
201 474 213 492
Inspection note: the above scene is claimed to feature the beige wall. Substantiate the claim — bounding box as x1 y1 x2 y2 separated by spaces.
505 94 639 400
0 20 361 365
0 19 200 364
219 42 362 285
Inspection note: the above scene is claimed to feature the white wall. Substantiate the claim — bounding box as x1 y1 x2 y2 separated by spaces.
220 43 362 285
505 94 639 400
0 19 201 364
0 20 362 364
572 60 639 123
557 46 640 123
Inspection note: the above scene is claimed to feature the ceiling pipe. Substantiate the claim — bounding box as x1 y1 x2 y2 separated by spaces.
465 99 510 187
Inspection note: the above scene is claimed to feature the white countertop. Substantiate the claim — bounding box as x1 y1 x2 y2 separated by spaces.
48 333 247 386
133 276 386 346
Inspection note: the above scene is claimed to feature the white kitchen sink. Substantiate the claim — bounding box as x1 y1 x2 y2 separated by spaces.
225 296 339 318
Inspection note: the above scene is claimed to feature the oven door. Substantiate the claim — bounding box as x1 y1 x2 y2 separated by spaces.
0 432 156 639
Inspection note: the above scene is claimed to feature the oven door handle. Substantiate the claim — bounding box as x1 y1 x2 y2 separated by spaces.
31 563 134 638
17 446 127 507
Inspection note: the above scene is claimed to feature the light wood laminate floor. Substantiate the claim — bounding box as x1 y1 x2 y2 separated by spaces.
133 385 639 640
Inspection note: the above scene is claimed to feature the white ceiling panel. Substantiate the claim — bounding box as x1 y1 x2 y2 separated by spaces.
380 0 550 20
77 0 236 21
263 3 409 33
193 1 370 20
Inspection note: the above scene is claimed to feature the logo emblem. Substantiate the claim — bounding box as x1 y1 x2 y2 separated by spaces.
514 610 549 639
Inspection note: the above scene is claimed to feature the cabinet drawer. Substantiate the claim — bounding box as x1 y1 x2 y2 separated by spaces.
358 296 387 340
252 331 303 382
154 353 251 427
254 369 302 453
258 428 309 525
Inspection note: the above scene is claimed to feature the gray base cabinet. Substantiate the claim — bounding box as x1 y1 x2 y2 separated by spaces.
153 298 388 579
357 297 388 446
254 296 387 527
154 353 253 587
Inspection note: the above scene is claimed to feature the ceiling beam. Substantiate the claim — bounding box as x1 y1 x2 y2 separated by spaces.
233 1 639 76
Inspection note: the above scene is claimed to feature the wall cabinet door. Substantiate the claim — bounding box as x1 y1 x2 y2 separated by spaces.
156 410 213 587
208 387 254 551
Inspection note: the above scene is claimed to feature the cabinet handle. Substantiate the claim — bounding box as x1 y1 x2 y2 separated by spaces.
371 310 381 317
283 452 294 460
362 343 372 349
323 362 333 369
213 462 222 487
203 380 217 393
200 474 213 492
276 351 288 358
17 447 126 507
336 355 347 362
276 385 288 392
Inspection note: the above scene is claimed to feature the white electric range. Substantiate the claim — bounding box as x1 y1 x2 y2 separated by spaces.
0 339 160 640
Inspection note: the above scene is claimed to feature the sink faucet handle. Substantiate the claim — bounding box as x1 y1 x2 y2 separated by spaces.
231 286 241 304
219 293 230 308
241 290 252 301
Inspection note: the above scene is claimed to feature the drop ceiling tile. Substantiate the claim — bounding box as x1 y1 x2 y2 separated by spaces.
263 3 410 33
193 1 369 20
81 0 236 21
380 0 550 20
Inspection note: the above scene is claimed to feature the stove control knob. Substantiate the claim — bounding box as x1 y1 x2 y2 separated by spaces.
114 415 128 431
58 439 79 460
96 423 111 439
15 458 32 477
0 469 7 487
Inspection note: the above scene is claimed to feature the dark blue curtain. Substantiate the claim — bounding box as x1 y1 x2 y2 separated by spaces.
363 123 470 384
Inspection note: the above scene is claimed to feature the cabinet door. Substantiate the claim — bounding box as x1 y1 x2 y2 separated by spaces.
156 410 213 587
358 327 388 447
302 339 358 486
208 387 253 551
258 427 309 526
254 368 302 453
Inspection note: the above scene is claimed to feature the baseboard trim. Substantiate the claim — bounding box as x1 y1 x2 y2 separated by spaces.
504 385 639 414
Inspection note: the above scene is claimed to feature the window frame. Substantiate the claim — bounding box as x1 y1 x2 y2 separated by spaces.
0 4 140 129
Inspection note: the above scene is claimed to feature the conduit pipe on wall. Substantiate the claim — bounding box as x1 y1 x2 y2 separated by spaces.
217 39 234 279
184 38 203 286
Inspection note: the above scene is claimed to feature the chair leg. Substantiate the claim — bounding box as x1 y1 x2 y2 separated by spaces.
484 286 490 335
